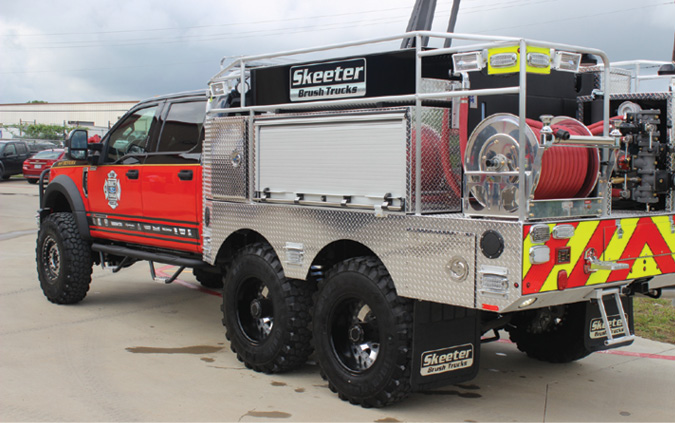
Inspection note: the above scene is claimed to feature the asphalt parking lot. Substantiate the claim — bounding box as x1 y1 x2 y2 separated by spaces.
1 177 674 422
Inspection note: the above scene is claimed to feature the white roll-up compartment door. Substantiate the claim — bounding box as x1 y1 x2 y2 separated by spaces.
255 112 407 209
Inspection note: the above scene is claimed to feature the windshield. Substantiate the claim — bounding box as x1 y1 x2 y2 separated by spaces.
32 150 63 160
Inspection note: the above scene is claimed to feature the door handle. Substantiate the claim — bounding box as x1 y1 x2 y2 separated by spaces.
178 170 193 181
126 169 139 179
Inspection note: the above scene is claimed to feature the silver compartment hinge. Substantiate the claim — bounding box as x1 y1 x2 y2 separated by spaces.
591 287 635 346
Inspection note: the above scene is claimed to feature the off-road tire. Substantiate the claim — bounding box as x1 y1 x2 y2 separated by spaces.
312 257 413 408
36 212 93 304
222 242 313 373
506 302 591 363
193 268 223 289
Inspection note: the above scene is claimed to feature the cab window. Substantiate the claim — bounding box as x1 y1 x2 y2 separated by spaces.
157 101 205 153
106 106 158 163
16 143 28 154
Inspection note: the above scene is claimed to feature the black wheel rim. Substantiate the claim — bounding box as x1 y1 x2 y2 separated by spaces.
236 277 274 343
41 235 61 283
329 297 380 373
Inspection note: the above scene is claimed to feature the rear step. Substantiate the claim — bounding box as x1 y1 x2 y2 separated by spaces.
91 243 204 268
591 287 635 346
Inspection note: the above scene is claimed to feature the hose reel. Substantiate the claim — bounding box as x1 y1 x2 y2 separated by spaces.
463 113 600 216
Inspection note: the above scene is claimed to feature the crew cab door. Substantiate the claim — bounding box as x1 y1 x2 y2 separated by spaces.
141 99 205 253
86 104 159 243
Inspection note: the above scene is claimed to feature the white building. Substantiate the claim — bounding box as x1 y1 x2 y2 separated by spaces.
0 101 138 138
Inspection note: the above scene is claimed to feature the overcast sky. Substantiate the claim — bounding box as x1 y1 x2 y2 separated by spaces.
1 0 673 104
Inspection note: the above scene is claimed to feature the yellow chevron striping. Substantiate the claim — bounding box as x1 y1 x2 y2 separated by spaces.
652 215 675 253
626 245 661 279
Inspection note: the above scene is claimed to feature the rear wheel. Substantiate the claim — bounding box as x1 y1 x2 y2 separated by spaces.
506 302 591 363
193 268 223 289
36 212 93 304
312 257 413 408
222 243 313 373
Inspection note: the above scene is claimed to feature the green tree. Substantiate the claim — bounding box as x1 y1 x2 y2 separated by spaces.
19 123 68 140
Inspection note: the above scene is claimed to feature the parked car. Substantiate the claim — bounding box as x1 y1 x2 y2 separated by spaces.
22 148 66 184
0 140 32 180
27 141 60 153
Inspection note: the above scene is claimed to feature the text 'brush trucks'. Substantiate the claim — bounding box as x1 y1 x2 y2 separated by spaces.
37 32 675 407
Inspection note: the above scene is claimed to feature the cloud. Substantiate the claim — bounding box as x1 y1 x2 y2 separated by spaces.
0 0 673 104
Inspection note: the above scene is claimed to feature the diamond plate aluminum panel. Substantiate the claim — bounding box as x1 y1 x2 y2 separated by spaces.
405 214 523 311
408 107 462 213
405 229 475 308
204 115 248 201
205 201 523 310
580 66 632 94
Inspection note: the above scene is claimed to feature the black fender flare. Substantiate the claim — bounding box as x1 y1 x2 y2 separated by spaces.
42 174 91 240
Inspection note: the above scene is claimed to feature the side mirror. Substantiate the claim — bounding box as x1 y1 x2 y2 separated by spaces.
66 129 89 160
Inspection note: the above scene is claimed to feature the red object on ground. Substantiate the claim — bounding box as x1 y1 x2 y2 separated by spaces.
88 134 101 143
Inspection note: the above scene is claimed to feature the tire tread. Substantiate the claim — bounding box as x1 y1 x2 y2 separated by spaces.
36 212 92 304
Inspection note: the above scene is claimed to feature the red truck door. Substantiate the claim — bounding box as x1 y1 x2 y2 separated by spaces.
141 99 204 253
86 104 160 245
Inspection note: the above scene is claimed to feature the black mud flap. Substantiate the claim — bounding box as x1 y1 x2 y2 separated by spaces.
584 295 634 352
410 301 480 392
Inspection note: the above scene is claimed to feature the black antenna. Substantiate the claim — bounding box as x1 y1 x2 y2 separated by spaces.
401 0 437 49
444 0 462 48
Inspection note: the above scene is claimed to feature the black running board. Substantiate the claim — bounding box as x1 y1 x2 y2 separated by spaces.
91 243 204 268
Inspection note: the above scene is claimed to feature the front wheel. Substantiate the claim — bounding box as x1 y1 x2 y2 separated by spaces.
36 212 93 304
506 302 591 363
222 243 314 373
312 257 413 408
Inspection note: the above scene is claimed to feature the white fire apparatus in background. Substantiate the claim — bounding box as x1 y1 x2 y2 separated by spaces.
39 28 675 408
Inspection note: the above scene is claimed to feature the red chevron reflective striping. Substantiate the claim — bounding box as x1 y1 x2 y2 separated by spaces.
567 220 617 288
608 217 675 282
